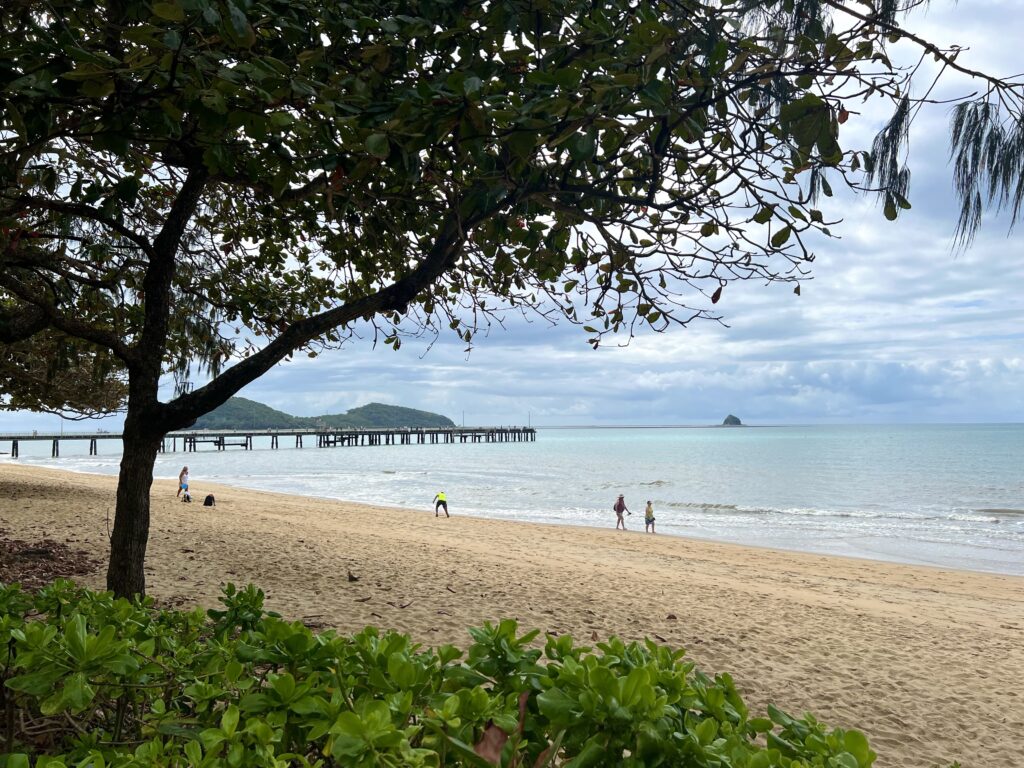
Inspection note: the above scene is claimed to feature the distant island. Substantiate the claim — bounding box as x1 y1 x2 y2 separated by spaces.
192 397 456 430
722 414 743 426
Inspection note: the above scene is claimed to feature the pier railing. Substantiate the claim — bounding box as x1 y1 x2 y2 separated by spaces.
0 426 536 457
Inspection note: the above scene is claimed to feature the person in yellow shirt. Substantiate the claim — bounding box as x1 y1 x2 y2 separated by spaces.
645 501 656 533
433 491 449 518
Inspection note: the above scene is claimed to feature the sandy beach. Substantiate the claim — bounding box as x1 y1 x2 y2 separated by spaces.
1 463 1021 767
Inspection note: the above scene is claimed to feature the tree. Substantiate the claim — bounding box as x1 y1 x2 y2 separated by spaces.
2 0 1021 596
0 329 126 416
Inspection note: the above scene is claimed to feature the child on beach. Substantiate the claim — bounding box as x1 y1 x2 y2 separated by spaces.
177 466 189 499
645 501 656 533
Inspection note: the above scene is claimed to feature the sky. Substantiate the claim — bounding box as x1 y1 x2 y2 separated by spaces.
2 1 1023 431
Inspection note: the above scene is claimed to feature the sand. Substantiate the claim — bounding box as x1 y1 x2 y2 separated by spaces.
1 463 1022 768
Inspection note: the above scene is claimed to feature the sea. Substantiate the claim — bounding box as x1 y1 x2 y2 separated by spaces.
4 424 1023 576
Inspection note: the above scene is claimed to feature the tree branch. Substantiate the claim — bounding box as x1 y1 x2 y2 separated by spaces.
0 303 48 343
825 0 1024 95
158 210 472 431
131 168 208 390
0 273 133 359
15 197 158 258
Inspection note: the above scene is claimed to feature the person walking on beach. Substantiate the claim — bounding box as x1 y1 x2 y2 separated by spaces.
433 491 449 518
613 494 630 529
177 466 189 499
644 500 656 533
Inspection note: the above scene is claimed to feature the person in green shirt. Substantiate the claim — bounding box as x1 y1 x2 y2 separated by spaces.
645 501 656 533
433 491 449 518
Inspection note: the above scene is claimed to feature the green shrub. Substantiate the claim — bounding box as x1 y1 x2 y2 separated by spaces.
0 580 875 767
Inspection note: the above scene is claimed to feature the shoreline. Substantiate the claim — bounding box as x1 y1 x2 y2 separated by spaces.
5 456 1021 579
1 463 1023 767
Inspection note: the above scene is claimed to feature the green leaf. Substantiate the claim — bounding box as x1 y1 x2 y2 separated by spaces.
65 615 88 661
387 653 417 688
568 735 607 768
5 666 64 697
271 673 296 701
770 226 792 247
694 717 718 745
537 687 577 724
331 712 368 757
152 2 185 22
199 89 227 114
225 1 256 47
883 195 898 221
184 740 202 765
221 704 240 737
365 133 390 159
61 672 96 712
620 667 649 707
843 730 874 765
3 99 27 139
506 130 536 160
752 206 774 224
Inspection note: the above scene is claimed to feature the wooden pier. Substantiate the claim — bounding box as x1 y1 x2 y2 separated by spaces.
1 426 536 457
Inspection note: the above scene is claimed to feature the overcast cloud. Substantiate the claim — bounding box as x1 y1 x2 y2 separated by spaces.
2 2 1022 431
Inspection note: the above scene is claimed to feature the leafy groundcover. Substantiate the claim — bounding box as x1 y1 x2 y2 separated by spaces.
0 580 875 767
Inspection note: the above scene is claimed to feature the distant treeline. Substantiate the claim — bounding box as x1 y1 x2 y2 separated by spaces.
191 397 455 430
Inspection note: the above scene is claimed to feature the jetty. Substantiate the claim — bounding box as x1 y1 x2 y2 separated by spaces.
0 426 536 458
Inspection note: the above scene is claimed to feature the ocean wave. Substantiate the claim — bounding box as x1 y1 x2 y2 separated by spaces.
664 502 1015 525
947 514 999 524
976 508 1024 517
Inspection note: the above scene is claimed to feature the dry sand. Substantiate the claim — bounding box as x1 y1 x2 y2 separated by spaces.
1 463 1022 768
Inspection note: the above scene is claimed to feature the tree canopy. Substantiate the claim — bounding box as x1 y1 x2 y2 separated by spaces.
2 0 1021 594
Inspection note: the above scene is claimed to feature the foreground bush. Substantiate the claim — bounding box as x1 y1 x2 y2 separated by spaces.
0 580 875 767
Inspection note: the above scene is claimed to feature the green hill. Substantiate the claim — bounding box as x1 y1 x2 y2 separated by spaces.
191 397 455 430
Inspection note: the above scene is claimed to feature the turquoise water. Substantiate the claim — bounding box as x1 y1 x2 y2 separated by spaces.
4 424 1023 575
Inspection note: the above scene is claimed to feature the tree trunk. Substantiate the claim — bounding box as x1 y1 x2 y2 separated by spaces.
106 414 163 598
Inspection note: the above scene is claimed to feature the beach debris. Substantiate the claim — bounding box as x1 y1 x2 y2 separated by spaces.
666 613 677 620
654 633 667 643
437 609 451 615
474 692 530 766
446 584 457 593
354 596 371 603
473 723 507 765
347 569 360 582
0 532 99 591
387 600 414 609
591 630 598 641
